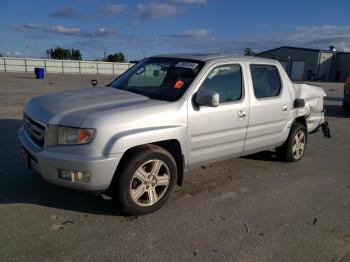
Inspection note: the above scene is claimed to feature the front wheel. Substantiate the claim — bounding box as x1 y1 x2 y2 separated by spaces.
115 145 177 215
277 123 308 162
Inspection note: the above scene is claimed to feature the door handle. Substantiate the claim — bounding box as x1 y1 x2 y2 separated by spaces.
238 110 246 120
282 105 288 111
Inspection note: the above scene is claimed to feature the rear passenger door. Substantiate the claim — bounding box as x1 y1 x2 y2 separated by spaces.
243 63 291 154
187 62 249 166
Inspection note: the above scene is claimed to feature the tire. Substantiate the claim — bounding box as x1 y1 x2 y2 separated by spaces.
277 123 308 162
343 102 350 113
115 145 177 216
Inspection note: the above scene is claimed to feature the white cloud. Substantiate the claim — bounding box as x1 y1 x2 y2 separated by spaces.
164 29 210 38
172 0 207 4
335 42 350 52
5 50 23 57
101 4 124 14
231 25 350 53
137 2 184 18
50 6 88 20
46 25 91 37
181 29 210 38
154 25 350 54
16 22 42 31
25 44 37 49
95 28 118 37
14 22 119 38
286 25 350 48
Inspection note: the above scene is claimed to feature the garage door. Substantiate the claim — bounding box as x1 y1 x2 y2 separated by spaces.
291 61 305 80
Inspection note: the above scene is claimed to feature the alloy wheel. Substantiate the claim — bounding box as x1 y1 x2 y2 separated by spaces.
130 159 170 206
292 130 305 160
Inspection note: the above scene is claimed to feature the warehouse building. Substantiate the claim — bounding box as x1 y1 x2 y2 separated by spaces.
256 46 350 82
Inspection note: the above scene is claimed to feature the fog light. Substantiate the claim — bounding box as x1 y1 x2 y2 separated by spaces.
58 169 91 182
58 169 72 181
73 171 91 182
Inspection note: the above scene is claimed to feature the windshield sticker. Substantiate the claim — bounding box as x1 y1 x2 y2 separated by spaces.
174 80 185 89
175 62 198 70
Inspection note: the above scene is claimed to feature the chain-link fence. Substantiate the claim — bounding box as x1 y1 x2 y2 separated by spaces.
0 57 134 75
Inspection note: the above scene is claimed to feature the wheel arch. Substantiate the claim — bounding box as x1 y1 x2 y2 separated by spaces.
293 116 307 127
107 139 185 195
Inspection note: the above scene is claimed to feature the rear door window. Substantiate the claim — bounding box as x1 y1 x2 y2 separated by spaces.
250 65 282 98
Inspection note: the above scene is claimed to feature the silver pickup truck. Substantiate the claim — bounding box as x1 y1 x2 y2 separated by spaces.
18 54 330 215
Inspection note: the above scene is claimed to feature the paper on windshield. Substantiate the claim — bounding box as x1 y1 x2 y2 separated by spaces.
175 62 198 70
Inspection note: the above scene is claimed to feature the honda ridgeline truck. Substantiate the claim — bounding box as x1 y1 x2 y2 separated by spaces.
18 54 330 215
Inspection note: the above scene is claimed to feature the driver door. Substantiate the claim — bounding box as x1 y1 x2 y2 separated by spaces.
187 62 249 167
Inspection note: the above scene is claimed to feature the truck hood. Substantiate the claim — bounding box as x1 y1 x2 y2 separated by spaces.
25 87 157 126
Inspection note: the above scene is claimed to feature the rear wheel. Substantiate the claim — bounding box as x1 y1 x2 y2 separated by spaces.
277 123 308 162
115 145 177 215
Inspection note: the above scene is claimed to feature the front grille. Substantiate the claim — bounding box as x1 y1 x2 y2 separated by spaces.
24 115 46 148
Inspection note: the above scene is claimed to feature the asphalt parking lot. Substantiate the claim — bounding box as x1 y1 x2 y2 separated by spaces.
0 72 350 261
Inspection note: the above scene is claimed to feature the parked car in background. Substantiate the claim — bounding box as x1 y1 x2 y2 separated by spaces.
18 54 330 215
343 75 350 112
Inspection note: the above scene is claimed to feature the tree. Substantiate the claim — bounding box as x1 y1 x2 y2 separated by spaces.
0 53 3 57
47 47 82 60
105 52 125 62
71 49 82 60
244 48 256 56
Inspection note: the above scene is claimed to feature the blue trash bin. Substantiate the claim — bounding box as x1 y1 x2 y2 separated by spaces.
35 67 45 79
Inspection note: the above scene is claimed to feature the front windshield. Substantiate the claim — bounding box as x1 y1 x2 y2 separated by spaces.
110 57 204 102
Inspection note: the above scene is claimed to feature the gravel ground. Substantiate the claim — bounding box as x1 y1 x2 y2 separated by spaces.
0 72 349 262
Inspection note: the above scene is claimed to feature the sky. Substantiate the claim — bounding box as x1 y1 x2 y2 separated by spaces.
0 0 349 60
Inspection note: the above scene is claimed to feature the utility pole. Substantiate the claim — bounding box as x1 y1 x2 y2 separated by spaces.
104 48 106 61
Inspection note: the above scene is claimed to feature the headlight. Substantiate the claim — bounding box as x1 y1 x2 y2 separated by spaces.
57 126 95 145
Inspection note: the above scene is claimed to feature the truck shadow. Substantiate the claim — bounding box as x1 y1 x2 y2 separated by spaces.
242 150 281 162
0 119 123 216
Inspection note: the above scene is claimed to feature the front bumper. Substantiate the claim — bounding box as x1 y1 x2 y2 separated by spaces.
18 127 122 192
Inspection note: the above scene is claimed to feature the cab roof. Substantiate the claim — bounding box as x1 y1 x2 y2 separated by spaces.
153 53 277 63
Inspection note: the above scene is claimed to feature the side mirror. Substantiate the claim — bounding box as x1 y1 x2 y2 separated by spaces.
91 79 97 86
195 90 219 107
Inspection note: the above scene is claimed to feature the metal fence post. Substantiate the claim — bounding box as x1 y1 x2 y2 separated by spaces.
112 63 115 75
4 58 7 72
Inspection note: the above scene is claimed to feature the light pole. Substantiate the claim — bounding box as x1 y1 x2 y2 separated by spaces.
287 56 291 77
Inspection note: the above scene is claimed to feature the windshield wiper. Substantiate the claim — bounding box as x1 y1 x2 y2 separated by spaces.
121 87 152 99
114 86 166 101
